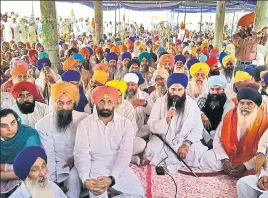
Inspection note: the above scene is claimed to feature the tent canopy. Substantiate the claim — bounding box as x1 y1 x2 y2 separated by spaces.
63 1 256 13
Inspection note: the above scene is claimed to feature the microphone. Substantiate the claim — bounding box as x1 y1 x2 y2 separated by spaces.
172 97 179 108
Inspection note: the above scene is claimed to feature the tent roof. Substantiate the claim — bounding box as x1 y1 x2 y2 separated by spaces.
63 0 257 13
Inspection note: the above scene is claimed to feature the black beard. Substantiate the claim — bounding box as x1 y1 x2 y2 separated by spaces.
223 67 234 82
140 64 149 72
209 69 220 76
167 92 186 113
56 110 73 131
97 109 114 118
17 101 35 114
201 93 227 131
261 86 267 96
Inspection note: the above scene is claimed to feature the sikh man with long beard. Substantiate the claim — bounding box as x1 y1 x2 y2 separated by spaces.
187 62 210 101
114 52 131 80
35 82 88 198
124 73 154 139
199 76 235 149
10 81 51 128
10 146 66 198
142 73 208 173
173 54 188 75
149 68 169 103
200 87 268 177
221 54 237 83
158 54 175 75
106 52 119 80
138 52 153 83
74 85 144 198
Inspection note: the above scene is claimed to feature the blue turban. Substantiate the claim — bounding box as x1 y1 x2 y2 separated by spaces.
219 51 228 66
38 52 49 60
264 73 268 85
146 40 152 45
222 42 227 47
199 53 208 63
58 40 65 47
138 52 152 64
157 47 166 54
244 64 257 76
207 75 227 89
62 70 81 82
167 73 188 88
36 58 51 71
237 87 262 106
106 52 118 62
186 58 199 69
183 42 189 46
174 55 186 64
72 53 85 65
13 146 47 180
129 36 136 43
130 71 145 86
122 52 132 61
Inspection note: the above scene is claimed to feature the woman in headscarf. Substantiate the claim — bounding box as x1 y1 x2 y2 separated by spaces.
0 109 41 197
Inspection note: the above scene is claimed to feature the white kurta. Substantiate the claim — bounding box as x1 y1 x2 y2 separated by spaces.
262 95 268 115
74 111 144 197
257 128 268 155
0 92 16 108
149 90 165 103
11 101 51 128
186 80 208 102
35 110 88 198
9 181 67 198
144 94 208 174
2 20 13 42
11 22 20 42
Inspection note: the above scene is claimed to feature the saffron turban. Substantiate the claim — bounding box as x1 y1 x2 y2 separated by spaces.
205 57 218 68
130 72 145 86
138 52 152 64
238 12 255 27
63 57 77 71
237 87 262 106
92 70 108 85
72 53 85 65
190 62 210 77
264 73 268 85
12 59 30 70
106 80 127 95
106 52 118 62
14 146 47 180
182 46 192 54
167 73 188 88
123 73 139 84
138 44 147 51
110 46 120 55
79 48 90 56
219 51 228 66
127 59 140 69
119 44 127 52
174 55 186 64
222 55 237 68
11 65 27 77
186 58 199 70
95 47 104 54
61 70 81 82
38 51 49 60
10 81 38 99
153 68 169 80
36 58 51 71
28 49 38 62
122 52 132 61
207 76 227 89
94 63 109 73
234 71 252 83
51 82 79 104
199 54 208 63
91 85 119 104
159 54 175 66
126 42 134 50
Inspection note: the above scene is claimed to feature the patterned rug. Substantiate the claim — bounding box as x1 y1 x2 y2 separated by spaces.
131 165 238 198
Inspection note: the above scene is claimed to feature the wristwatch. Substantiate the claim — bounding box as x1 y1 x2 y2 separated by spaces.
183 142 191 147
143 100 148 107
108 176 115 187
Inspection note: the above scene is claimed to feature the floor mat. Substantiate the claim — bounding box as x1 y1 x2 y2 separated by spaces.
131 165 238 198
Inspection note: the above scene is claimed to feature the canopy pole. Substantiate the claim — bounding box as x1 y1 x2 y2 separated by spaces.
114 2 117 36
200 6 203 33
184 6 186 24
230 12 236 40
119 3 121 29
213 1 226 50
177 7 179 29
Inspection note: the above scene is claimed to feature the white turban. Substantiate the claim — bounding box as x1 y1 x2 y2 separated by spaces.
123 73 139 84
182 46 192 55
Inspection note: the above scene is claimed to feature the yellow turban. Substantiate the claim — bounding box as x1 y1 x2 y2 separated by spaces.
110 46 120 55
92 70 108 85
138 44 147 51
135 40 141 46
51 82 79 104
222 55 237 68
190 62 210 77
106 80 127 95
201 42 209 50
234 71 252 83
153 68 169 80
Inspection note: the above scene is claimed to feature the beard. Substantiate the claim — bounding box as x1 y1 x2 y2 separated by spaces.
24 176 54 198
261 86 268 96
125 88 137 101
109 66 117 78
56 110 73 131
209 69 220 76
167 92 186 113
140 64 149 72
96 107 114 118
17 100 35 114
237 106 258 130
223 67 234 82
191 78 206 96
156 84 167 97
173 67 185 74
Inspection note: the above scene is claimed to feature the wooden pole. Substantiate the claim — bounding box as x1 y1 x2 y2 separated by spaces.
213 1 226 50
200 6 203 33
94 1 104 44
114 2 117 36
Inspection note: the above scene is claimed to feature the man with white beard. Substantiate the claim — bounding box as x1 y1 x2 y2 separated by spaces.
187 62 210 102
200 87 268 177
106 52 119 80
143 73 208 173
150 68 169 103
124 73 154 138
10 146 66 198
35 82 88 198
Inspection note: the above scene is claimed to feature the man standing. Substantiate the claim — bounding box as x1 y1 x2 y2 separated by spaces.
10 81 51 128
10 146 67 198
1 14 14 42
74 85 144 198
143 73 207 173
35 82 88 198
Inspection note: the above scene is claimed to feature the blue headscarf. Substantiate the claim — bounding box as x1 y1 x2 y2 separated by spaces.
36 58 51 71
167 73 188 88
219 51 228 66
72 53 85 65
62 70 81 82
122 52 132 61
74 86 88 112
106 52 118 62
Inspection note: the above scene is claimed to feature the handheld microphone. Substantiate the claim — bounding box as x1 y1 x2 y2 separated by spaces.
172 97 179 108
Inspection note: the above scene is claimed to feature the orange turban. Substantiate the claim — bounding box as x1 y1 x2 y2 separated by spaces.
11 65 27 77
109 43 115 49
153 45 159 53
91 85 119 104
126 42 134 50
180 22 185 29
238 12 255 27
25 42 31 49
95 47 104 54
63 57 77 71
120 44 127 52
94 63 109 73
110 46 120 55
10 81 38 99
79 48 90 56
51 82 79 104
159 54 175 67
135 40 141 46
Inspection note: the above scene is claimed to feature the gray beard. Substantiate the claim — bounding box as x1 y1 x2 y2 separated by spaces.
125 89 137 102
23 177 54 198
